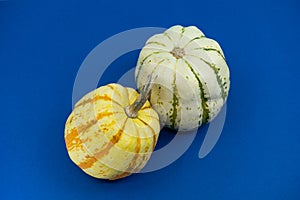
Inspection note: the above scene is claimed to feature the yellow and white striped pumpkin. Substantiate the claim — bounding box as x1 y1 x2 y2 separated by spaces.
135 25 230 131
64 83 160 180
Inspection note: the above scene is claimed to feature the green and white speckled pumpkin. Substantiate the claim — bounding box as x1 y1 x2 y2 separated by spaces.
135 25 230 131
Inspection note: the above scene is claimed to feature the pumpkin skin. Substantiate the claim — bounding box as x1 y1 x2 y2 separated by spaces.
135 25 230 131
64 83 160 180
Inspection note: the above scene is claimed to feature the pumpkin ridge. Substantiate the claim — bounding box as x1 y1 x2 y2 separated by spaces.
75 112 122 140
136 51 160 83
93 142 114 160
75 93 123 109
93 118 140 176
76 119 98 137
110 118 128 144
65 127 81 151
183 59 209 124
93 118 128 162
78 155 97 169
137 116 157 151
102 86 126 108
66 127 99 171
136 51 169 84
123 123 141 173
163 32 175 46
124 86 130 104
96 112 115 120
74 97 93 108
183 36 206 49
186 54 227 101
142 58 166 94
146 41 166 47
132 149 148 174
133 116 155 173
106 84 122 100
170 59 180 129
95 94 124 108
193 47 226 60
136 153 150 172
150 58 166 76
180 27 185 39
140 114 159 121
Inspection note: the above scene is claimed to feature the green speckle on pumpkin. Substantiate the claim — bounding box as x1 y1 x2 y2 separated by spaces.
170 93 179 129
184 59 209 124
170 60 180 129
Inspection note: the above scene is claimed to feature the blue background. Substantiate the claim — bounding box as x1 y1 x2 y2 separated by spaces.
1 0 300 199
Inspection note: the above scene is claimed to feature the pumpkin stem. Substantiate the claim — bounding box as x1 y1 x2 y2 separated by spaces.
125 74 157 118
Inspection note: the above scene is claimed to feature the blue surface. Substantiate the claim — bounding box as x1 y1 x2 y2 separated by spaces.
1 0 300 199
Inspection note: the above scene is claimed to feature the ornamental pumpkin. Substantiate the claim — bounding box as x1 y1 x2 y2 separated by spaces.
135 25 230 131
64 80 160 180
